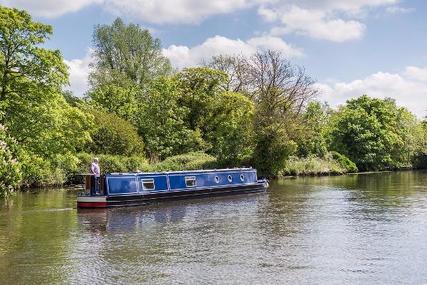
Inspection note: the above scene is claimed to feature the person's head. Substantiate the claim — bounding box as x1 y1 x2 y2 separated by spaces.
93 157 99 163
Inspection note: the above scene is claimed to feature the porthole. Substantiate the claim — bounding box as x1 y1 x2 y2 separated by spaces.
227 175 233 182
240 174 244 182
215 176 220 183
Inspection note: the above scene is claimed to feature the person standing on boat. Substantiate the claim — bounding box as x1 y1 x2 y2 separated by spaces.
90 158 101 195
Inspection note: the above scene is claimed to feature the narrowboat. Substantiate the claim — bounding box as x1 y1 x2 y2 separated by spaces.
77 168 268 208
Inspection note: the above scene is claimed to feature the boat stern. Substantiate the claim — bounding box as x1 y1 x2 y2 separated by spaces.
77 195 108 208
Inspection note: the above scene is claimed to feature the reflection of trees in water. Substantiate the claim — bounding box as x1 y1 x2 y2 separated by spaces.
0 190 78 285
257 179 315 238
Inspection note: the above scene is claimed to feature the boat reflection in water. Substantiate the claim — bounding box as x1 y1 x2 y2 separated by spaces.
77 193 265 233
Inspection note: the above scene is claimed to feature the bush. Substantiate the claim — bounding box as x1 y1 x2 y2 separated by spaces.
330 151 358 173
281 152 358 176
19 155 60 187
75 153 150 175
155 152 217 171
87 109 145 156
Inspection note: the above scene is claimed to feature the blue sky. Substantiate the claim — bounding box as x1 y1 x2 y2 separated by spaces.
2 0 427 116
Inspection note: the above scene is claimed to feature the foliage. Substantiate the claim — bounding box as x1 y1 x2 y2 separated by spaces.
281 152 357 176
175 67 227 130
204 91 255 166
0 6 93 188
0 125 21 196
248 51 317 176
139 69 254 164
138 77 203 161
0 6 67 119
87 108 145 156
297 101 330 158
154 152 217 171
90 17 171 91
75 153 150 174
88 74 141 123
252 125 297 177
330 151 358 173
412 120 427 168
328 95 419 171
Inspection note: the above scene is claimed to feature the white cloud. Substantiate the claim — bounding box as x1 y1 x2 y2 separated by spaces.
404 66 427 81
64 50 93 97
0 0 259 21
259 0 399 42
274 6 365 42
316 66 427 117
0 0 101 18
104 0 258 24
162 35 303 69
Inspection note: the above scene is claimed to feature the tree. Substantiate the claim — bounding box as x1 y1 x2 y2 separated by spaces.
296 101 330 157
208 55 251 94
0 6 92 186
204 91 255 166
328 95 419 171
175 67 227 130
138 77 205 161
0 6 67 121
88 74 140 123
248 51 317 176
90 18 171 89
87 108 145 156
208 51 318 176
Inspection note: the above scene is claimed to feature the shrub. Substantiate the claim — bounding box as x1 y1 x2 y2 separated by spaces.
75 153 150 175
0 125 21 196
87 109 145 156
330 151 358 173
281 152 358 176
155 152 217 171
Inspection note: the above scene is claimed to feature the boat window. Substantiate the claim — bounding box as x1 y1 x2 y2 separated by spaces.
215 176 220 183
228 175 233 182
141 178 155 190
185 176 196 187
240 174 245 182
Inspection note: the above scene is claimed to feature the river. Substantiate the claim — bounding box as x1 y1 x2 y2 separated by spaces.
1 171 427 284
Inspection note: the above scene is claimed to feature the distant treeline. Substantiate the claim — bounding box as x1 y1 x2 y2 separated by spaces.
1 6 427 196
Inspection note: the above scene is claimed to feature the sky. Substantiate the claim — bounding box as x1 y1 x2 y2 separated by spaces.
2 0 427 117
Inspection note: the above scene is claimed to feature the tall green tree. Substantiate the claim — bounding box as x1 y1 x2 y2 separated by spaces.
0 6 67 120
89 74 140 123
0 6 92 186
88 18 171 122
91 18 171 87
139 77 205 161
328 95 419 171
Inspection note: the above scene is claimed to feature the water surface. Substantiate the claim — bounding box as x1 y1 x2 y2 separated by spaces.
1 171 427 284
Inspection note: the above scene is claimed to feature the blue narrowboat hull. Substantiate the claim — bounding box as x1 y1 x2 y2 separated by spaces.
77 168 268 208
